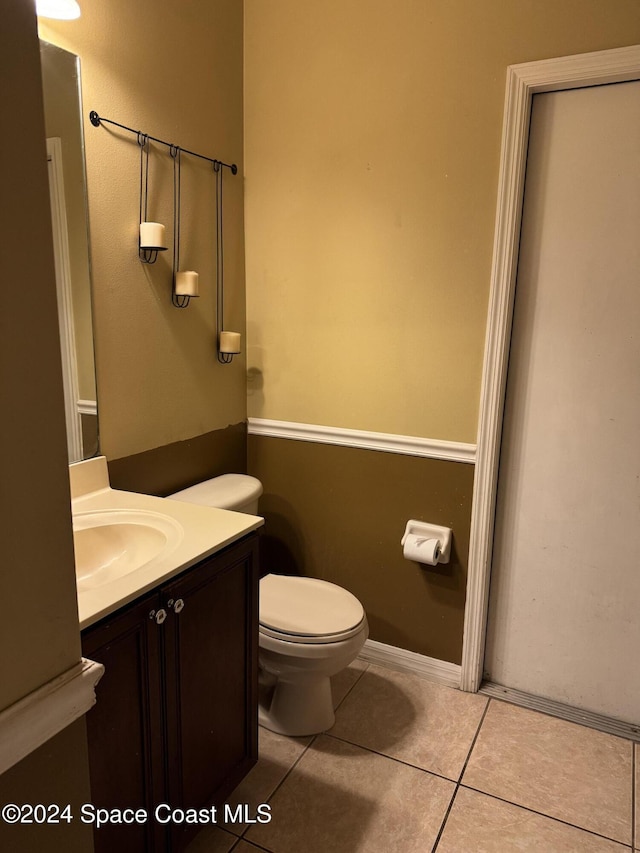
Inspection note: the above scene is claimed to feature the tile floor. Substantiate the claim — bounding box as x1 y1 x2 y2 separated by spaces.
187 661 638 853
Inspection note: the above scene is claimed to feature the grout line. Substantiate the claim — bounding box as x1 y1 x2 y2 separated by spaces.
323 731 458 786
250 664 370 812
324 690 493 790
458 695 492 781
431 696 492 851
459 782 634 848
430 787 460 853
257 731 318 806
230 728 318 843
333 662 370 713
228 833 242 852
229 834 274 852
238 665 370 843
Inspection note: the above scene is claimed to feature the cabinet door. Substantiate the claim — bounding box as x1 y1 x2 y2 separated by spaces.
82 593 167 853
162 536 259 821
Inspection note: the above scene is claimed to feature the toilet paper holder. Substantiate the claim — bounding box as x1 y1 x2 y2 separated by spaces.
401 520 452 565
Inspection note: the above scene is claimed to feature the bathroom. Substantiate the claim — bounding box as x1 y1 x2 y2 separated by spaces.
2 0 640 851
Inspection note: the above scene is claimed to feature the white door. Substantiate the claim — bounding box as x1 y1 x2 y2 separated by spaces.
484 81 640 724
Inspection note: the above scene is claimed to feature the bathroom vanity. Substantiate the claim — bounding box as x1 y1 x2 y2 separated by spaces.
82 534 258 852
71 458 263 852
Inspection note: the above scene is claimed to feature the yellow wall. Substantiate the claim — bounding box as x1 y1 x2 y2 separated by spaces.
40 0 246 462
244 0 640 443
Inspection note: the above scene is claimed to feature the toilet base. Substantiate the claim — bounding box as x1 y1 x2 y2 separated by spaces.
259 674 335 737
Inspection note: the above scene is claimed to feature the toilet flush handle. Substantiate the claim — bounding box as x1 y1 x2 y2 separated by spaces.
167 598 185 614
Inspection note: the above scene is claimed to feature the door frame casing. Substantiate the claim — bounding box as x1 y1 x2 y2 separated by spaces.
460 44 640 693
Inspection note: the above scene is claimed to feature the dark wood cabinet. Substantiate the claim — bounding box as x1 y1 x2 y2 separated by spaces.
82 534 259 853
82 589 166 852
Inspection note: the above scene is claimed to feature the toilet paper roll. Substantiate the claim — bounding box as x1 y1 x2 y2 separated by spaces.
402 534 441 566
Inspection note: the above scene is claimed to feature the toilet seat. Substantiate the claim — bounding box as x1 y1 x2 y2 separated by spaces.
259 621 367 645
260 574 365 645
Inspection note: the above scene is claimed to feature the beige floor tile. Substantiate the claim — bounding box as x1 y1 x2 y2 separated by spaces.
221 726 312 835
233 843 269 853
246 733 455 853
185 825 237 853
438 787 630 852
332 659 368 709
329 664 488 780
463 701 633 845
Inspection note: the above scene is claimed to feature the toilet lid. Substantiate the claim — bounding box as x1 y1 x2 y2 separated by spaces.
169 474 262 510
260 574 365 638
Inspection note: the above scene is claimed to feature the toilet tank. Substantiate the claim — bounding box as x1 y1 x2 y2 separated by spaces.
168 474 263 515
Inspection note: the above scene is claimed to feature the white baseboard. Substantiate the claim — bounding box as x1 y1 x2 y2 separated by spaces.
358 639 462 689
0 658 104 775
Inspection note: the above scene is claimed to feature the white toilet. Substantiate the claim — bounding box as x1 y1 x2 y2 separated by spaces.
168 474 369 737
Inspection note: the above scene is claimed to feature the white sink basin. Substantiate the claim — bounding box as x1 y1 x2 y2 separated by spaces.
73 509 184 591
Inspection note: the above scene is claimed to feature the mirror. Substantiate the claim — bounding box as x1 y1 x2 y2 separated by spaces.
40 39 98 462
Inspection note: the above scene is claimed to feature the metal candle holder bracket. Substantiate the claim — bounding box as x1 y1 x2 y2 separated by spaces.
89 110 238 326
89 111 237 174
170 145 189 308
89 111 238 301
214 160 239 364
136 131 167 265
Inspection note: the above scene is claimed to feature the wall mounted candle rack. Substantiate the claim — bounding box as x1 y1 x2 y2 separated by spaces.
90 111 240 346
90 110 237 270
89 111 238 175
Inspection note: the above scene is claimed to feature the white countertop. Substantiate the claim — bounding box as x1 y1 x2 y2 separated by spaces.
70 457 263 630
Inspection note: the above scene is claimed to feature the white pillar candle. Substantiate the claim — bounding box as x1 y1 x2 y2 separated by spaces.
175 270 199 297
139 221 166 248
219 331 241 353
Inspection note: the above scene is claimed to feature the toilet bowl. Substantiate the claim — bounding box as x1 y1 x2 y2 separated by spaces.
258 573 368 735
168 474 368 736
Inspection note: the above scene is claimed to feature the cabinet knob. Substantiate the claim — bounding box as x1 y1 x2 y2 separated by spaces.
167 598 185 614
149 608 168 625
